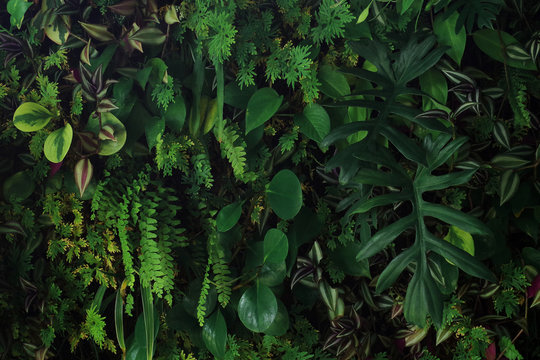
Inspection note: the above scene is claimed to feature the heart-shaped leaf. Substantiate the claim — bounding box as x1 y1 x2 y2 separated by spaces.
245 88 283 134
267 170 302 220
13 102 54 132
44 124 73 163
237 283 277 333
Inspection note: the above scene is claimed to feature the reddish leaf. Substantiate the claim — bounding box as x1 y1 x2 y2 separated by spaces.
49 161 63 176
108 0 137 16
74 158 93 197
485 342 496 360
99 125 117 141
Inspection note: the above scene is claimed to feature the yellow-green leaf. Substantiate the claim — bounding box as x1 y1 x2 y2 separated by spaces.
44 124 73 163
444 225 474 258
13 102 54 132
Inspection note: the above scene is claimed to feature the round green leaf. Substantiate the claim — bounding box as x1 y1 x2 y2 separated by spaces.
86 112 127 155
258 261 287 287
13 102 54 132
216 201 243 233
267 170 302 220
43 124 73 163
263 300 289 336
245 88 283 134
3 170 35 203
263 228 288 264
202 310 227 359
294 104 330 144
237 283 277 333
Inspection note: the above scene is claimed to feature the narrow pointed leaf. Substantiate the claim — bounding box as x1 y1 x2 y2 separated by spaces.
79 22 115 42
499 170 520 205
74 158 93 197
357 215 415 260
422 202 492 236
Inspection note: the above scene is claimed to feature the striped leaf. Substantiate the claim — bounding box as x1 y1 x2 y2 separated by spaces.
43 124 73 163
13 102 54 132
499 170 520 205
74 158 93 197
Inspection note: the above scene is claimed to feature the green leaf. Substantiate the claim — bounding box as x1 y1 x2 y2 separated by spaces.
7 0 32 29
267 170 303 220
115 289 126 354
419 68 447 108
491 154 529 169
443 226 474 256
493 122 511 150
357 215 416 260
216 202 243 233
380 126 427 166
400 0 417 15
499 170 520 206
145 116 165 150
318 65 350 98
164 95 186 132
425 232 496 282
422 203 492 236
245 88 283 134
376 247 416 293
13 102 54 132
263 229 288 264
44 124 73 163
129 27 166 45
347 192 410 216
202 310 227 359
356 4 370 24
433 12 467 65
404 268 443 327
2 170 35 203
141 285 155 360
79 22 115 42
428 253 458 295
86 112 127 156
263 300 289 336
237 283 277 333
473 29 537 70
414 170 475 192
294 104 330 144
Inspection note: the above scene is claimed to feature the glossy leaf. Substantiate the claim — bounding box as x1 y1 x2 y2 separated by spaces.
263 300 289 336
263 229 288 264
115 289 126 354
44 124 73 163
202 310 227 359
245 88 283 134
79 22 115 42
13 102 54 132
129 27 166 45
357 215 416 260
216 202 243 233
237 283 277 333
267 170 302 220
86 112 127 155
2 170 35 203
444 226 474 256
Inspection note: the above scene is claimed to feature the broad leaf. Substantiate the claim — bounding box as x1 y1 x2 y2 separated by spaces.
263 300 289 336
245 88 283 134
443 226 474 256
404 266 443 327
44 124 73 163
13 102 54 132
318 65 350 98
7 0 32 29
237 283 277 333
74 158 93 197
294 104 330 143
216 202 243 233
473 29 537 70
499 170 520 205
202 310 227 359
263 229 288 264
267 170 302 220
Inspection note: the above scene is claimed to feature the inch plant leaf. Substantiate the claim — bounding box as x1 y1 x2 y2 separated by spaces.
294 103 330 144
86 112 127 155
422 202 492 236
74 158 93 197
491 154 529 169
44 124 73 163
493 122 511 149
237 283 277 333
357 215 415 260
129 27 166 45
202 310 227 359
473 29 537 70
499 170 520 205
216 202 243 233
267 170 302 220
433 12 466 65
115 288 126 354
79 22 115 42
245 88 283 134
13 102 54 132
263 229 288 264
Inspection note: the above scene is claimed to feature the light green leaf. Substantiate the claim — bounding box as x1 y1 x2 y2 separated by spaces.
245 88 283 134
237 283 277 333
263 229 288 264
433 12 466 65
294 104 331 144
473 29 537 70
499 170 520 205
444 225 474 256
44 124 73 163
419 68 447 109
13 102 54 132
267 170 303 220
202 310 227 359
216 202 243 233
356 4 370 24
115 289 126 354
7 0 32 29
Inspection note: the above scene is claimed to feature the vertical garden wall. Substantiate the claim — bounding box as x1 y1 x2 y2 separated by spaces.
1 0 540 359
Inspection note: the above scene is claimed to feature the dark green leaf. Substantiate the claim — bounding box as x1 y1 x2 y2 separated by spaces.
263 229 288 264
245 88 283 134
237 283 277 333
216 202 243 233
422 203 492 236
499 170 520 205
357 215 416 260
202 310 227 359
267 170 302 220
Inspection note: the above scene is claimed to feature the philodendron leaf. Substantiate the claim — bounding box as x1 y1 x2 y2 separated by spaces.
74 158 93 197
237 283 277 333
499 170 520 206
245 88 283 134
7 0 32 29
267 170 303 220
216 202 243 233
263 229 288 264
13 102 54 132
404 268 443 328
202 310 227 359
44 124 73 163
294 103 331 144
422 203 492 236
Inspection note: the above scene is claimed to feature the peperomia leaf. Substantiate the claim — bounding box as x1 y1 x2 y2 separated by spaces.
202 310 227 359
13 102 54 132
245 88 283 134
237 282 277 333
263 229 288 264
216 202 243 233
267 170 303 220
43 124 73 163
